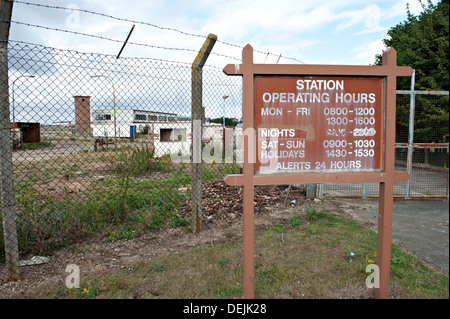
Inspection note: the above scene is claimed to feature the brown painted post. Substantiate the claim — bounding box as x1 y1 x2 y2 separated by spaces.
241 45 255 299
375 47 398 299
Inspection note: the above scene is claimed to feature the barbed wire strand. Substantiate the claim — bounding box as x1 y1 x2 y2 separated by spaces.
10 0 304 64
7 20 242 62
8 39 226 70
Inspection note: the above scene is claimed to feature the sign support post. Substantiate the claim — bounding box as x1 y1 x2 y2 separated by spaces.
241 45 256 299
376 47 400 299
223 45 412 299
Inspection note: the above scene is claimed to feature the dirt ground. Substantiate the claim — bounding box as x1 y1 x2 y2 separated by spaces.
0 181 374 299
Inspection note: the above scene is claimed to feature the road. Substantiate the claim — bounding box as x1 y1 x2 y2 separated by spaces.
12 141 93 163
322 165 448 198
340 198 449 274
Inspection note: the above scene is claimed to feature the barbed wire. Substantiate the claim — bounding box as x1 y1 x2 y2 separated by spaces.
10 0 304 64
7 39 219 69
12 0 206 40
8 40 240 88
7 20 242 62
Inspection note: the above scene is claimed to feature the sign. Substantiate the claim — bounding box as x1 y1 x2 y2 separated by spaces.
223 45 413 300
255 76 383 174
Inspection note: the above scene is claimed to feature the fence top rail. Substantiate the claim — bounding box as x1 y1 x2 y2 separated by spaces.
396 90 449 95
395 143 449 148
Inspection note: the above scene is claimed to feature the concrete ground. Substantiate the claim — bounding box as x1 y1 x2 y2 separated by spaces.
339 198 449 274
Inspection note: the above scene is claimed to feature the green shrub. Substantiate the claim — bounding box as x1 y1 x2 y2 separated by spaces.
0 175 190 262
304 207 327 222
113 145 170 176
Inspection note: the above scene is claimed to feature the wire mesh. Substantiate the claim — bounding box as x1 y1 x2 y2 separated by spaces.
321 92 449 199
0 41 244 286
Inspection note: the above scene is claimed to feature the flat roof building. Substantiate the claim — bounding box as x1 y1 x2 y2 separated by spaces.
92 109 178 138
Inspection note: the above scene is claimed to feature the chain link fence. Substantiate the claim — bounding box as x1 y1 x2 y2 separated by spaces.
1 41 248 285
320 91 449 199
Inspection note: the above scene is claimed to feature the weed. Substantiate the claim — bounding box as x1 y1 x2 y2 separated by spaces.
271 226 286 233
304 207 327 222
66 284 99 299
344 249 362 262
288 216 301 227
151 262 165 272
391 254 408 267
218 258 229 267
0 173 191 262
20 141 53 150
107 226 140 242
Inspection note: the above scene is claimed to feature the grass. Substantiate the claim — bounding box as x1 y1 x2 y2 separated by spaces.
1 141 242 261
19 141 53 150
8 174 190 258
4 143 448 298
1 145 194 261
35 211 449 299
113 145 172 176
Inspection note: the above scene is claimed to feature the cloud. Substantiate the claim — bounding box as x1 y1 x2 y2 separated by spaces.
8 42 59 76
351 38 386 65
8 0 439 68
334 4 383 34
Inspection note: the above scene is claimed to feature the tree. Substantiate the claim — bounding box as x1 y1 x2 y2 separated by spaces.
209 117 240 127
375 0 449 91
375 0 449 144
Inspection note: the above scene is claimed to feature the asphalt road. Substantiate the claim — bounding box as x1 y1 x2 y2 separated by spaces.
340 198 449 274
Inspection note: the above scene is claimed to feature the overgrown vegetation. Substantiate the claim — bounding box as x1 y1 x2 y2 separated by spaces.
36 210 448 299
375 0 449 144
0 144 244 262
1 175 189 259
19 141 53 150
0 146 194 261
113 145 172 176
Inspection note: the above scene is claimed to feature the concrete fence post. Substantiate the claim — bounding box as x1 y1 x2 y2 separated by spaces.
191 34 217 233
0 0 21 281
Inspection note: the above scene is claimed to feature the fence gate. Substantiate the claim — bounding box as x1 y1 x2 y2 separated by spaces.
319 73 449 199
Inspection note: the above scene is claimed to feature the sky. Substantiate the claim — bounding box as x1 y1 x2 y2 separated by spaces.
8 0 437 67
6 0 436 123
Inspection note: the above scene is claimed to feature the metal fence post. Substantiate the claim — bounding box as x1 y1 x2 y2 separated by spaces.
0 0 21 281
306 184 316 199
362 183 368 199
405 70 415 199
191 34 217 233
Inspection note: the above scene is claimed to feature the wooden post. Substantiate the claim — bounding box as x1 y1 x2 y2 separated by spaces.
0 0 21 281
375 47 398 299
241 45 255 299
191 34 217 233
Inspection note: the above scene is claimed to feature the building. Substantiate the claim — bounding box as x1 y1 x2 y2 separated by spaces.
151 121 238 160
74 96 91 135
10 122 41 149
152 121 191 158
92 109 178 138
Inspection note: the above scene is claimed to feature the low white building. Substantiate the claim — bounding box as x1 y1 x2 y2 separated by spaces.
92 109 177 138
152 121 192 159
151 122 240 162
